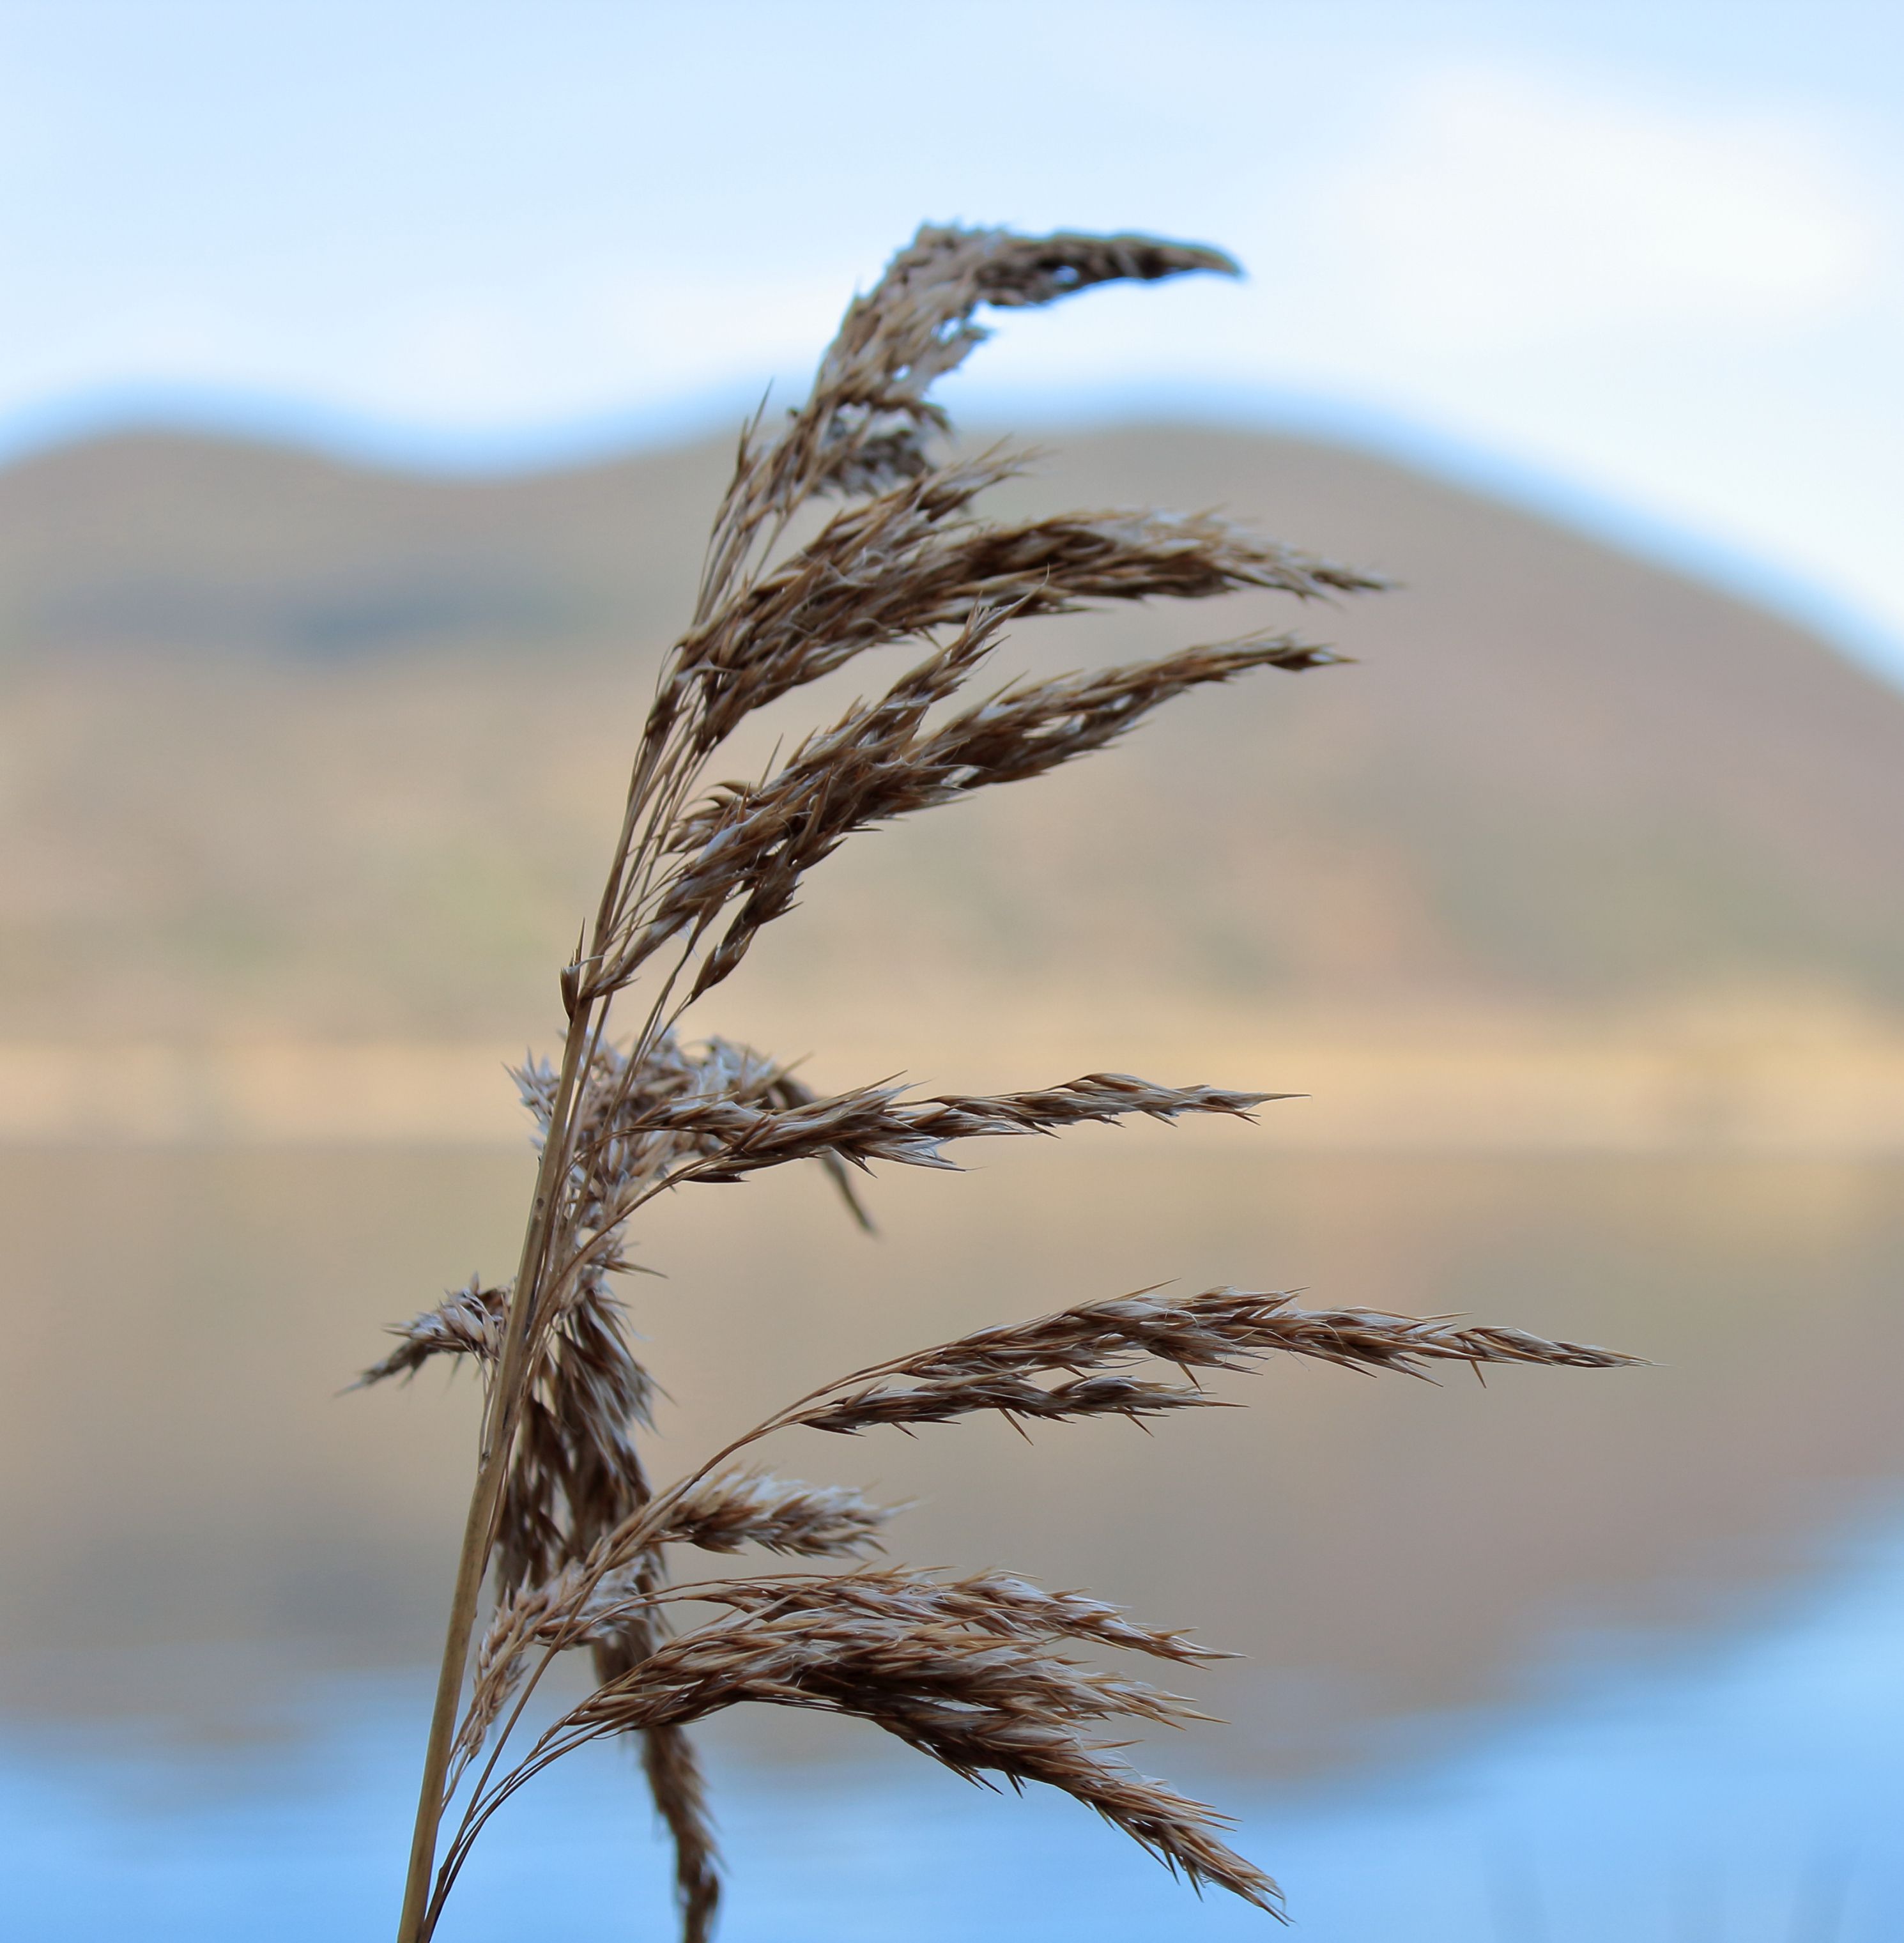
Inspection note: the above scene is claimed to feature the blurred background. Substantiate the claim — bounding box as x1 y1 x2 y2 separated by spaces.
3 3 1904 1938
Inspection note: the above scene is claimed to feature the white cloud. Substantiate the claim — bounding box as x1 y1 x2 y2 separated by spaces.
1322 65 1877 349
355 268 850 422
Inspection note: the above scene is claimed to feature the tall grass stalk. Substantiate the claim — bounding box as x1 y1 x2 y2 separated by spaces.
364 223 1641 1941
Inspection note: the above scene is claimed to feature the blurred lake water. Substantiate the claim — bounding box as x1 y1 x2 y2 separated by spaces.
3 1135 1902 1937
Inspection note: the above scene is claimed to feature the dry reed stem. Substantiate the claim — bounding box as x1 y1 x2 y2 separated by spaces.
378 219 1634 1943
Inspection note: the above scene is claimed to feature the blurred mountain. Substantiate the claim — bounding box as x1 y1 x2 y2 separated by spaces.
1 424 1900 1043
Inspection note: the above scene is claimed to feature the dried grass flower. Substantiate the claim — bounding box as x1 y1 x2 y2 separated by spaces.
366 222 1641 1943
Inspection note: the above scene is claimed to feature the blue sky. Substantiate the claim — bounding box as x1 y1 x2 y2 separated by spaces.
6 1 1904 674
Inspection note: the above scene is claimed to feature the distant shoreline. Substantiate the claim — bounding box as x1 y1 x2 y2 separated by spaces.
7 1011 1903 1152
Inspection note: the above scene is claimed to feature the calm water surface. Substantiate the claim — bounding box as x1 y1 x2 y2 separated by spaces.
2 1138 1901 1937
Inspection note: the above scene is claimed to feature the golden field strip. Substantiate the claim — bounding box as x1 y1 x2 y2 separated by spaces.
6 1008 1903 1151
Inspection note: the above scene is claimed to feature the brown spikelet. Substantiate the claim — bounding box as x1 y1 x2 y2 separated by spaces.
798 1371 1220 1435
687 1567 1229 1664
776 1286 1639 1438
657 1470 897 1556
495 1276 656 1597
874 1285 1646 1385
592 1591 723 1943
673 451 1381 751
696 226 1241 607
498 1570 1281 1916
652 1073 1285 1180
641 1722 721 1943
599 616 1337 1003
450 1557 630 1799
355 1276 509 1385
916 632 1346 785
880 1710 1278 1912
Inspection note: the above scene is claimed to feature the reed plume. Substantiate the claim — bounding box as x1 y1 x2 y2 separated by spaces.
365 221 1641 1942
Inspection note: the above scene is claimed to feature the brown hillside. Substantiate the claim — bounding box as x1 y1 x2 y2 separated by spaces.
0 425 1899 1042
